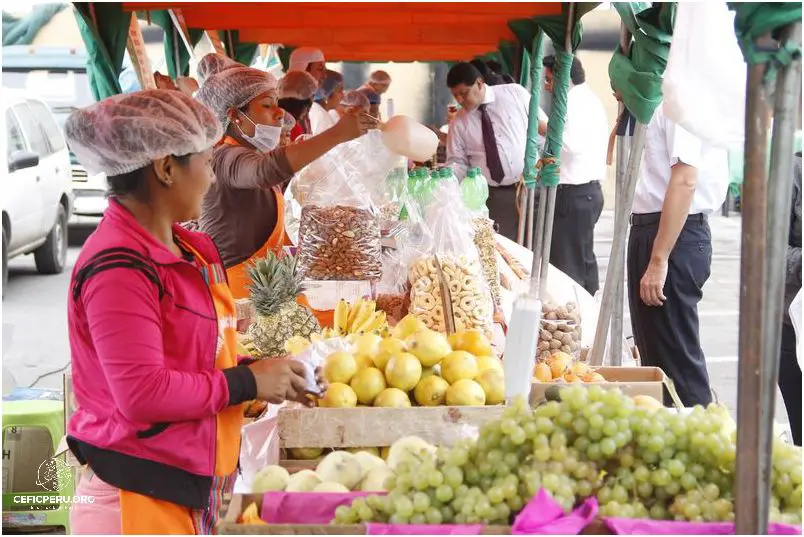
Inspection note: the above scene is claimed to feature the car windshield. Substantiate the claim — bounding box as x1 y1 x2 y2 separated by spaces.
3 69 93 166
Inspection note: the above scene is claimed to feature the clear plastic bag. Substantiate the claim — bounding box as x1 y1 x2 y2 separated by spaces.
375 248 410 324
471 217 501 311
408 179 494 336
297 144 383 281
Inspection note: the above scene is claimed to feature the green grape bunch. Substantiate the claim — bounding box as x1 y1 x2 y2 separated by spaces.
332 386 803 527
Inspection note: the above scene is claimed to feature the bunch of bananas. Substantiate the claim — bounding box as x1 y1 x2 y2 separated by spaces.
331 297 389 337
282 298 390 356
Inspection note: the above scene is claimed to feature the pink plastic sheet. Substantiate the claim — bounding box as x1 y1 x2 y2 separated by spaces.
512 489 599 535
260 491 381 524
257 487 596 534
603 517 803 535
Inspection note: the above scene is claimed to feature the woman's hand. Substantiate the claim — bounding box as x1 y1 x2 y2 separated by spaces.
247 358 321 407
332 112 378 142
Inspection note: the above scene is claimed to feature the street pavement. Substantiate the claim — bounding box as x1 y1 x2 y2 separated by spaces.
1 213 791 429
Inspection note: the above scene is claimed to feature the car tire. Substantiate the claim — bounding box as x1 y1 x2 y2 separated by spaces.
2 225 8 300
34 205 68 275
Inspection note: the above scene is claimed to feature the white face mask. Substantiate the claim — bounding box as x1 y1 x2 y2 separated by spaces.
238 113 282 152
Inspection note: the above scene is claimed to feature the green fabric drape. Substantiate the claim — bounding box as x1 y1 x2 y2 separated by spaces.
523 32 546 187
508 3 597 187
3 4 67 46
727 2 802 83
73 3 127 101
144 11 204 79
608 2 674 125
519 47 532 88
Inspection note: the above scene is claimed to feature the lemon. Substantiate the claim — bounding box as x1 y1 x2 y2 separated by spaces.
318 383 358 408
384 352 422 392
445 379 486 406
413 376 450 406
323 352 358 384
440 351 479 384
350 367 387 405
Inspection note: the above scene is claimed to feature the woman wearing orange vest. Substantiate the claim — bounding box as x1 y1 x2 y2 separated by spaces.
196 63 376 300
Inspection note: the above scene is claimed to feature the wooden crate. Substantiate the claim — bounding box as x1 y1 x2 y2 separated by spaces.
530 366 665 404
218 493 511 535
218 494 612 535
278 406 506 450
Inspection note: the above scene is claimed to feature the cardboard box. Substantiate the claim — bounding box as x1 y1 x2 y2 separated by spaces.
530 366 665 404
3 425 57 494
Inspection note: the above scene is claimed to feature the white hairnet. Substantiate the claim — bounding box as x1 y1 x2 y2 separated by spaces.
340 90 370 108
65 89 223 177
195 66 278 130
196 53 239 84
288 47 325 72
279 70 318 100
369 70 392 85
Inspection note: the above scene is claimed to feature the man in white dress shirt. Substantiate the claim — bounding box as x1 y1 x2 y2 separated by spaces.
539 55 609 295
446 62 547 240
626 102 730 407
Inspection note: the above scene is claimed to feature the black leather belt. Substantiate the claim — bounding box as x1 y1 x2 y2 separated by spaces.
630 212 708 226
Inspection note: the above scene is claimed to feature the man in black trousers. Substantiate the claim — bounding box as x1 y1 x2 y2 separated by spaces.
626 102 730 407
779 151 801 445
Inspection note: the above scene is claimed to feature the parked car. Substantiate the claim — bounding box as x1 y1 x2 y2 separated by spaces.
2 90 74 297
2 46 104 225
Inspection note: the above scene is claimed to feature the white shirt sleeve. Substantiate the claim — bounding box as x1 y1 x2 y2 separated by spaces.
446 120 469 181
665 115 703 169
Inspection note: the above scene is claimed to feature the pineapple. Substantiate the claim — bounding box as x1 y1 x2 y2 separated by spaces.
246 253 321 356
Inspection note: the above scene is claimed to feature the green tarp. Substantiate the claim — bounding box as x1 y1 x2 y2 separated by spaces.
509 3 599 187
3 4 67 46
608 2 674 125
728 2 802 82
146 10 203 80
73 2 127 100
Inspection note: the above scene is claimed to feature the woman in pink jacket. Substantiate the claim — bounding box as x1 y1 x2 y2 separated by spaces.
64 90 319 534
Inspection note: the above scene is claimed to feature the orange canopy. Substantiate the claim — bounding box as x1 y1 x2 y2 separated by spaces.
122 2 564 61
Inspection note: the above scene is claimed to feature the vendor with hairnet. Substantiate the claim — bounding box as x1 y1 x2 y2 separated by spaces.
288 46 327 84
278 70 318 141
357 86 382 120
196 52 239 84
63 90 321 535
196 65 376 298
309 69 343 134
334 89 371 120
361 70 392 117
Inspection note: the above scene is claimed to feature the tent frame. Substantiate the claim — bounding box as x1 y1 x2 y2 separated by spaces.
70 3 803 532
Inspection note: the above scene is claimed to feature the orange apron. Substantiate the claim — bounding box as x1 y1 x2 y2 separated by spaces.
222 137 288 300
219 137 334 328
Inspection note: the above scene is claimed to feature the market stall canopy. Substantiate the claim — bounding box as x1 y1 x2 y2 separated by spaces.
119 2 565 61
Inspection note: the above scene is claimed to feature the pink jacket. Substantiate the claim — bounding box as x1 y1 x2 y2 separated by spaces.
67 199 256 510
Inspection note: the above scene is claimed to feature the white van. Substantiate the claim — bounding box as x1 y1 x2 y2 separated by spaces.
2 91 74 297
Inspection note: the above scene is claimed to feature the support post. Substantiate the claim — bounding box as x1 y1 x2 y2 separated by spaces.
608 109 630 366
588 121 647 366
734 23 802 535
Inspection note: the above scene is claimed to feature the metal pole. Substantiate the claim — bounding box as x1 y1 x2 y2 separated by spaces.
608 110 630 366
606 24 632 366
537 2 576 299
735 23 803 535
526 188 536 251
517 188 528 245
530 186 548 294
588 122 647 366
734 43 774 536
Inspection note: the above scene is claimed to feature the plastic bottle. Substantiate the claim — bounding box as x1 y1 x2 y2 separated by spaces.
462 167 490 216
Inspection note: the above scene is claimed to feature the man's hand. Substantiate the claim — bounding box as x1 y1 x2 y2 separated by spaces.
640 256 668 306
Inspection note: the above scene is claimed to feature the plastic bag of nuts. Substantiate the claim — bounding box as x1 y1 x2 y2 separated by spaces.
472 217 501 310
297 205 382 280
536 301 583 361
375 248 410 324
